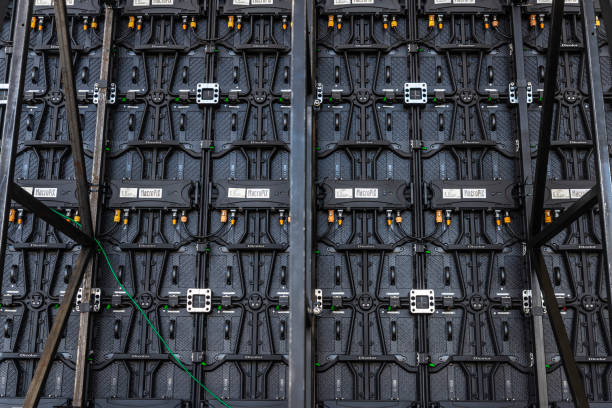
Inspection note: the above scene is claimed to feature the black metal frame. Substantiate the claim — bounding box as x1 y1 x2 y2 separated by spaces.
7 0 96 406
510 4 549 406
524 0 612 406
288 0 313 407
0 0 608 406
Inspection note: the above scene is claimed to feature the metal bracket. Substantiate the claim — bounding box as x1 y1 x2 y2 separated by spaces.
93 82 116 105
313 289 323 315
186 288 212 313
0 83 9 105
509 81 533 104
75 288 101 312
410 289 435 314
404 82 427 104
314 82 323 108
522 289 547 315
196 83 220 104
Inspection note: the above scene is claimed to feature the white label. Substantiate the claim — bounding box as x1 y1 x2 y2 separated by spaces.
352 0 374 3
233 0 250 4
246 188 270 199
33 188 57 198
139 188 162 199
355 188 378 199
334 0 351 4
252 0 273 3
565 0 578 3
536 0 552 3
228 188 246 198
66 0 74 5
570 189 590 199
453 0 475 3
434 0 452 3
443 189 461 199
152 0 174 4
462 188 486 199
551 189 570 199
119 188 138 198
133 0 150 6
335 188 353 199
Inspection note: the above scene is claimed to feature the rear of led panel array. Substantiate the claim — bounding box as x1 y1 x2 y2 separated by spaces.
0 0 611 407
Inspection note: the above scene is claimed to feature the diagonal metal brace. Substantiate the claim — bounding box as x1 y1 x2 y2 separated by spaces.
531 248 588 407
9 182 95 248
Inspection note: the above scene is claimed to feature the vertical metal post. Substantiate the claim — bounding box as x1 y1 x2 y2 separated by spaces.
53 0 93 236
581 0 612 350
0 0 32 275
24 1 98 405
530 0 565 232
288 0 311 406
525 0 588 405
530 247 588 407
72 5 115 406
509 5 548 406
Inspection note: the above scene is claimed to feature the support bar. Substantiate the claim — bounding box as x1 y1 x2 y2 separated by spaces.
9 183 95 248
54 0 93 237
0 0 32 276
288 0 311 406
528 187 598 248
531 248 588 407
72 5 115 406
530 0 565 234
23 247 94 408
510 4 548 405
581 0 612 354
525 0 589 405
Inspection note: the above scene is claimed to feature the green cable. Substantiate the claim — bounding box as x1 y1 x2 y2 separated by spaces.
49 209 232 408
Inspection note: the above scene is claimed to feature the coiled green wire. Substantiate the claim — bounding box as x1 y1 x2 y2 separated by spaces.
49 208 232 408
